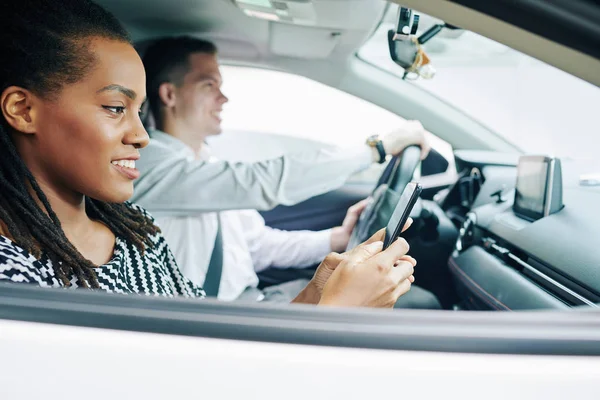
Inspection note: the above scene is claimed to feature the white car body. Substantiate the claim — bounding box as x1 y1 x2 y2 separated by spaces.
2 318 600 399
2 0 600 398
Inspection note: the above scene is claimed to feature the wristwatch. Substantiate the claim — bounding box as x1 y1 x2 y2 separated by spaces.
366 135 386 164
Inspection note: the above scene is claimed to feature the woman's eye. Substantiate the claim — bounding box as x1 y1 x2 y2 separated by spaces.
102 105 126 115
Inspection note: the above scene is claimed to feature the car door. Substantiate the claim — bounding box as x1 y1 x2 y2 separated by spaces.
2 283 599 400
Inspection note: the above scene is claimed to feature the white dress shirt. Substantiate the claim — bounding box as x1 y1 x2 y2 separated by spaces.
132 130 373 300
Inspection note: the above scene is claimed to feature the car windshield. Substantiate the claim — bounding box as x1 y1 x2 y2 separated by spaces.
359 7 600 160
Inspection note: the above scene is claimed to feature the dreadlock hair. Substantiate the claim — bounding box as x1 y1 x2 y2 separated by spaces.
0 0 159 288
142 36 218 130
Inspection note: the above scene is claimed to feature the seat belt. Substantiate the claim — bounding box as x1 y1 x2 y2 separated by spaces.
203 215 223 297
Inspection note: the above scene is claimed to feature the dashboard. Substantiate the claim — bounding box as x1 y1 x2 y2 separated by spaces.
437 151 600 310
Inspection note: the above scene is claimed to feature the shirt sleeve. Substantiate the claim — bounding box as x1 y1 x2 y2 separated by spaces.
0 254 42 285
131 139 372 217
238 210 333 272
0 238 55 287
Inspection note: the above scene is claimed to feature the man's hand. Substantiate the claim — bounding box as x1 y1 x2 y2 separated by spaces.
319 229 416 308
330 199 369 253
310 218 414 301
380 120 432 160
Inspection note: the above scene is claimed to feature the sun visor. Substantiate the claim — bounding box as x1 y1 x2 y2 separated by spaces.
270 23 341 58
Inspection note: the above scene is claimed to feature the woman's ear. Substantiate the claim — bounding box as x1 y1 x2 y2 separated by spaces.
158 82 177 109
1 86 37 135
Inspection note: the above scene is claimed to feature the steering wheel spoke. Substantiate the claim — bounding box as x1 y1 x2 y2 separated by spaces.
346 145 422 250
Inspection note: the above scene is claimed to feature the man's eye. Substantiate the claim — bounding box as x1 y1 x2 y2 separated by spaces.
102 105 126 114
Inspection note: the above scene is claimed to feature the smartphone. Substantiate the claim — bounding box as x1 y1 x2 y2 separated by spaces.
383 182 422 249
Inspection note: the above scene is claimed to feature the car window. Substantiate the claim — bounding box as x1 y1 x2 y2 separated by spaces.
358 7 600 160
219 66 402 146
214 65 452 182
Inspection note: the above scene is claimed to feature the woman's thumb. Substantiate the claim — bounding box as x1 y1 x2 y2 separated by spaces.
365 228 386 244
349 240 383 263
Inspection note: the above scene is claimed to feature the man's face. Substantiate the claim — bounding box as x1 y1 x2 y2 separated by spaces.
173 52 228 137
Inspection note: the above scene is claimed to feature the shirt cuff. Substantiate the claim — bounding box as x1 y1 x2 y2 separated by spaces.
313 228 334 261
350 144 375 170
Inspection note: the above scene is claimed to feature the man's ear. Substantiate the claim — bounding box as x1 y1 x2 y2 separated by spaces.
158 82 177 109
1 86 37 135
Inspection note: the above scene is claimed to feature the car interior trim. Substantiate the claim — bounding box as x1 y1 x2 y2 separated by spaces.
504 250 598 308
1 283 600 356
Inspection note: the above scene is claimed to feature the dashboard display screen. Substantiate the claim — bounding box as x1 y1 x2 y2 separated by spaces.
514 157 549 220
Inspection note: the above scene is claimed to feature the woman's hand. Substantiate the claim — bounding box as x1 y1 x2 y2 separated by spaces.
318 229 415 308
311 218 414 298
292 220 415 306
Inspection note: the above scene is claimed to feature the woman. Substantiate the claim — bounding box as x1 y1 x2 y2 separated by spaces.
0 0 416 307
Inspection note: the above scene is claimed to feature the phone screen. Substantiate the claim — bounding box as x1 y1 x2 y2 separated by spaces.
383 182 422 249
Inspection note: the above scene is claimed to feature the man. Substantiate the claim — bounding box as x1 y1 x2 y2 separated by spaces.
133 36 439 307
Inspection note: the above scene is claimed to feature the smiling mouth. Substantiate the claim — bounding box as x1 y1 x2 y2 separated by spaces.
210 110 222 121
111 160 140 180
112 160 135 169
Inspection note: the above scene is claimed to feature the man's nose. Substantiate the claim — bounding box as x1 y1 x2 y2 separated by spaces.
219 90 229 104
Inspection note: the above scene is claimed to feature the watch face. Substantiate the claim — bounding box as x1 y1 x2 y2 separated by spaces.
366 135 379 146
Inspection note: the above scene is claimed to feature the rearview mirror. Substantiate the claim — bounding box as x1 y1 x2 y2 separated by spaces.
387 29 418 70
388 10 461 80
388 29 436 80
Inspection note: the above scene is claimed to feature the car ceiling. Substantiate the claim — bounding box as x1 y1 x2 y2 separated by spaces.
95 0 386 63
96 0 600 89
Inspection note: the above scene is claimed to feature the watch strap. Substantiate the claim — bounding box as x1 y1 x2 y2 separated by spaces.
374 140 386 164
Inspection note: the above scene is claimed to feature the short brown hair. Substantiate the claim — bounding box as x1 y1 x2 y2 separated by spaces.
143 36 218 128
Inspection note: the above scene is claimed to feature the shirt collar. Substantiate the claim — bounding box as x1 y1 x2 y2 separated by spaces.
149 129 216 162
149 129 196 161
197 145 214 162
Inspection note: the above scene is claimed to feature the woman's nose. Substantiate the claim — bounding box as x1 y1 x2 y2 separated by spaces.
125 120 150 149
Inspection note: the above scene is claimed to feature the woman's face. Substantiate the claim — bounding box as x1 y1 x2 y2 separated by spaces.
15 38 149 204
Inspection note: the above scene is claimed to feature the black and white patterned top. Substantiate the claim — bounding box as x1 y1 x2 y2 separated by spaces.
0 204 206 298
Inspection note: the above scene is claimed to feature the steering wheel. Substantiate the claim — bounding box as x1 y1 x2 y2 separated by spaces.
346 145 422 250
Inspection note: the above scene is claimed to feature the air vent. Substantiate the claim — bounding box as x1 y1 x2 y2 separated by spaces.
457 167 483 208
